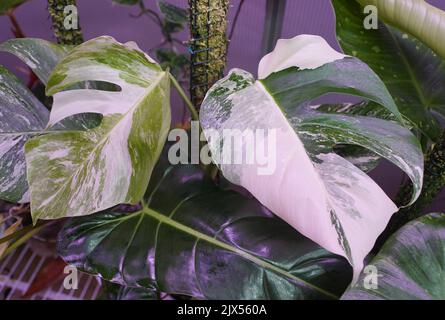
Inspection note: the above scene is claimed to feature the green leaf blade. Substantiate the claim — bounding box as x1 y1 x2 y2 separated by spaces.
57 163 351 300
332 0 445 141
343 212 445 300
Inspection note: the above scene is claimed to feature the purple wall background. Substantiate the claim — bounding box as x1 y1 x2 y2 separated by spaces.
0 0 444 211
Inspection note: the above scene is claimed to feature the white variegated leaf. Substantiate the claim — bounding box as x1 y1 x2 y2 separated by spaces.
25 36 171 221
0 38 104 204
0 65 49 203
0 38 69 85
0 38 101 131
200 35 424 281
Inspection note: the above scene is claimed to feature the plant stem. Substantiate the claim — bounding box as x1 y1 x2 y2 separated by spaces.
6 12 25 38
47 0 84 45
170 73 199 121
189 0 229 108
0 222 49 260
0 220 48 246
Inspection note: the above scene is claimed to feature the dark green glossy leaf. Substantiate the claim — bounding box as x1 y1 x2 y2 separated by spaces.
58 163 352 300
332 0 445 141
343 213 445 300
104 282 158 300
356 0 445 61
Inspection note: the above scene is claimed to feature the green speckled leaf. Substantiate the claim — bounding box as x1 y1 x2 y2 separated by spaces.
0 65 48 203
25 36 171 221
58 162 352 300
200 35 424 281
343 212 445 300
332 0 445 141
356 0 445 61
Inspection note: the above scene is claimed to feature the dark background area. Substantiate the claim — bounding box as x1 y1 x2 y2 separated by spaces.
1 0 444 211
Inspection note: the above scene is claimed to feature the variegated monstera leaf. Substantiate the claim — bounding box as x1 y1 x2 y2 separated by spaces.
200 35 424 280
25 36 171 221
0 65 48 203
0 38 74 203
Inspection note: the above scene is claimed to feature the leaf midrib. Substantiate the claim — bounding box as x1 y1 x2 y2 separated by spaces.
138 207 338 299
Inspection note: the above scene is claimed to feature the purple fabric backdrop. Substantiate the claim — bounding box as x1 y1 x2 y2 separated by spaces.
0 0 444 210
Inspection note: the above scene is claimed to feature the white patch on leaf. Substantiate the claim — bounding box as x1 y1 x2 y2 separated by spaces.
200 66 421 282
258 34 348 79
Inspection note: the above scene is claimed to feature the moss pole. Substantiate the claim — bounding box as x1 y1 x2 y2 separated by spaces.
189 0 229 108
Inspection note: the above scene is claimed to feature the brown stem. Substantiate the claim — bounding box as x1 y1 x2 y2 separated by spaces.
7 12 25 38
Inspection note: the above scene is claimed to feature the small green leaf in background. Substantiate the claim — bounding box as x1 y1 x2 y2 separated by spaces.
343 212 445 300
157 0 188 25
157 1 188 36
200 35 424 281
0 0 28 15
332 0 445 142
25 36 171 221
57 162 352 300
155 48 189 78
